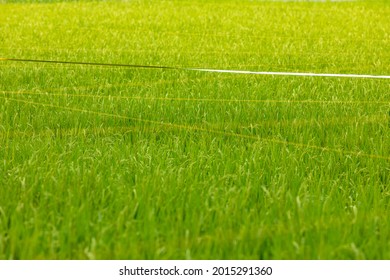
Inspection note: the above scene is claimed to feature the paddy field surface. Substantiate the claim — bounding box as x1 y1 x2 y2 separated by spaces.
0 0 389 259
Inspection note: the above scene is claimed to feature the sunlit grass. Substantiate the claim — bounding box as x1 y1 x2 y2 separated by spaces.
0 0 389 259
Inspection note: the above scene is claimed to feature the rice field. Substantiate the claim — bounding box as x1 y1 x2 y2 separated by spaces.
0 0 389 259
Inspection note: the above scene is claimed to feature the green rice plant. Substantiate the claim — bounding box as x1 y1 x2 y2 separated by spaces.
0 0 389 259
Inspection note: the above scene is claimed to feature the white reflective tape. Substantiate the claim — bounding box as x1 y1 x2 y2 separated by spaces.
188 68 390 79
2 57 389 79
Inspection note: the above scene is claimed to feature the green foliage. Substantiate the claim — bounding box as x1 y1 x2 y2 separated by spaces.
0 0 389 259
